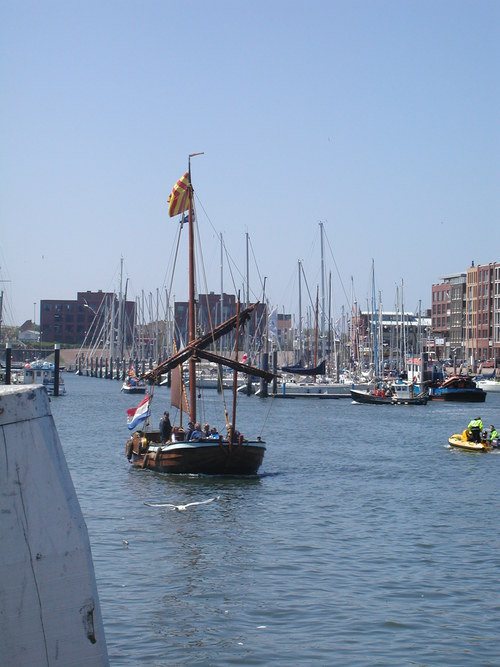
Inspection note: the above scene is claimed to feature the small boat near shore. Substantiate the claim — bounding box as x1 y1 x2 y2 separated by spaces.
121 377 147 394
21 359 66 395
448 433 493 452
121 365 147 393
350 381 427 405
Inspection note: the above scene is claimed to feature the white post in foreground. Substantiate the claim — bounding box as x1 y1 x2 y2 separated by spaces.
0 385 109 667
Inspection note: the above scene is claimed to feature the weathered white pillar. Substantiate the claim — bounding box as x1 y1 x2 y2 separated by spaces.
0 385 109 667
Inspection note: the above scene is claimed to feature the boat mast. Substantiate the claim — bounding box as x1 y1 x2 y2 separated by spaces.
187 153 204 423
320 221 326 362
231 297 241 437
371 260 379 377
314 286 319 372
298 260 303 363
246 232 250 308
117 257 123 361
220 232 224 356
401 278 408 368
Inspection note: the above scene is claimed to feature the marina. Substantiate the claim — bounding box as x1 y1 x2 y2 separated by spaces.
2 5 498 663
41 372 500 665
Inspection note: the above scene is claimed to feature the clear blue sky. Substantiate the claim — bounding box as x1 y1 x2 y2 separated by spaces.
1 0 498 327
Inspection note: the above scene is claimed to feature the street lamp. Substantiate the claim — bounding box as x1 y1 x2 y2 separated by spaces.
83 302 97 317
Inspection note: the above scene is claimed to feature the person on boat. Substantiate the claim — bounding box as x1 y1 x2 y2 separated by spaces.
189 422 203 441
172 426 185 442
467 416 483 443
159 411 172 444
208 426 219 438
203 423 210 437
226 423 241 443
489 425 499 446
186 421 195 440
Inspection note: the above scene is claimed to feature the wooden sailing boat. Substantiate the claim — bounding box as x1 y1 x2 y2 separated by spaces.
125 156 275 474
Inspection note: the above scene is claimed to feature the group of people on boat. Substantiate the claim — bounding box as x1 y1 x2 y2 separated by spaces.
371 384 394 398
159 410 240 444
185 421 220 441
463 416 498 446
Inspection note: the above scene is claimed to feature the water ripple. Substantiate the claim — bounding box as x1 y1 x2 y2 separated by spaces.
51 375 500 665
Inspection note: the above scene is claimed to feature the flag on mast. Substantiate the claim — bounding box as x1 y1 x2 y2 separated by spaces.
168 172 190 217
126 396 150 431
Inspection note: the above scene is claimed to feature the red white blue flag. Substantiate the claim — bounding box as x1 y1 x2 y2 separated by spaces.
126 396 150 431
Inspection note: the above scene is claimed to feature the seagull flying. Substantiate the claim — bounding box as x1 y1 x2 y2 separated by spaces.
145 496 220 511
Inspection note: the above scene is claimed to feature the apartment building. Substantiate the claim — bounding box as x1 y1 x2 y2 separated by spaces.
432 262 499 365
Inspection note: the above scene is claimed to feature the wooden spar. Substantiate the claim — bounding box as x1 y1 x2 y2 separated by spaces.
231 298 240 439
193 349 274 381
188 161 197 423
143 303 269 381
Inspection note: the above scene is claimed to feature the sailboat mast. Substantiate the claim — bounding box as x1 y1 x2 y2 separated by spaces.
246 232 250 308
231 298 241 437
220 232 224 356
188 158 197 422
117 256 123 360
314 286 319 370
320 221 326 361
298 260 303 363
371 259 378 377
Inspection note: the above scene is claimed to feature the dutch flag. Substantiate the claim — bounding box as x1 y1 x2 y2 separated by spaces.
126 395 150 431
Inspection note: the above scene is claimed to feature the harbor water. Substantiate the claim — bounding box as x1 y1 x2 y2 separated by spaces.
51 374 500 666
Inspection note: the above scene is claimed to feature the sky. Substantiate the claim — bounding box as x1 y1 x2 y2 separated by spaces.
1 0 499 328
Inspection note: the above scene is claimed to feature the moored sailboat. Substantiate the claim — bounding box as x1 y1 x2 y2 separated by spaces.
125 158 275 474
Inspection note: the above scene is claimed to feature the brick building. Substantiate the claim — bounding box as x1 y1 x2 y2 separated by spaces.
431 262 500 366
40 290 136 346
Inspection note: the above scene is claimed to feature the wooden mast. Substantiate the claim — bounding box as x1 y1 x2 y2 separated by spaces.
231 297 241 441
187 153 204 423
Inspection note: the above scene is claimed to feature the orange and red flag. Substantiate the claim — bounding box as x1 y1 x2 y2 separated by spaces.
168 172 191 217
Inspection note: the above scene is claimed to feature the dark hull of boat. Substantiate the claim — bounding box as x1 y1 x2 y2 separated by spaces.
350 389 427 405
431 390 486 402
129 440 266 475
351 389 392 404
